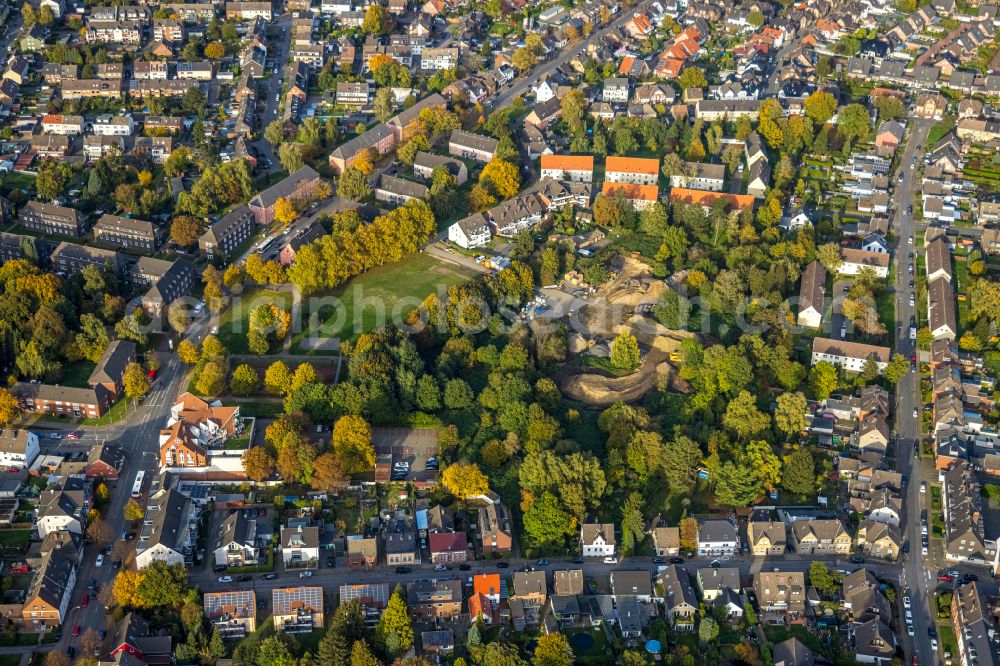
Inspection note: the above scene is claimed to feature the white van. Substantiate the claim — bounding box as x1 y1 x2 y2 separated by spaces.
603 557 618 564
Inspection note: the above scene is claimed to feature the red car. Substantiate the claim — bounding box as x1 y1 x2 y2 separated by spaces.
72 626 80 637
937 575 952 582
66 433 80 440
910 354 917 361
81 594 88 608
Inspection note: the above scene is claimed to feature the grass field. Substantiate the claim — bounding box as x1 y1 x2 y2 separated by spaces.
927 115 957 147
292 254 475 347
217 288 295 354
80 398 130 426
0 530 32 550
59 361 96 388
0 173 36 194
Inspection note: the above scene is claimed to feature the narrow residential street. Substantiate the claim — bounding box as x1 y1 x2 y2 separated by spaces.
892 117 934 662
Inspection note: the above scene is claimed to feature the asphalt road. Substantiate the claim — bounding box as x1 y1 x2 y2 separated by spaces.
191 551 903 599
252 15 294 172
58 318 211 656
489 5 645 111
893 117 934 663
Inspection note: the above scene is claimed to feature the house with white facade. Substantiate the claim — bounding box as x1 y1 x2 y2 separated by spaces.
0 429 39 469
697 519 740 559
581 523 616 558
811 338 890 373
136 489 197 569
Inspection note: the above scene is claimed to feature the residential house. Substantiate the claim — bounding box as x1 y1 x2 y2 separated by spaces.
605 156 660 185
842 568 890 622
601 183 659 210
383 521 417 566
696 567 740 602
697 519 739 559
838 248 889 278
248 166 323 225
345 536 378 569
951 582 999 666
448 129 498 162
413 152 468 185
428 532 467 563
874 120 905 152
272 587 324 633
108 612 172 663
942 464 996 567
811 338 891 373
669 162 725 191
469 573 502 625
0 430 40 470
478 494 513 556
37 477 86 539
603 78 630 103
790 519 851 555
339 583 390 627
926 238 952 283
448 213 491 249
19 202 85 238
651 526 680 556
87 339 136 401
657 565 697 630
773 638 815 666
214 512 259 567
747 159 771 199
135 489 196 568
747 519 787 556
20 537 77 630
510 570 546 630
539 154 595 183
854 617 895 665
204 590 257 638
581 523 616 558
133 257 195 318
407 579 463 623
167 393 241 448
83 443 124 481
753 570 806 621
928 277 957 341
797 260 826 329
12 383 111 419
374 174 429 206
199 206 255 261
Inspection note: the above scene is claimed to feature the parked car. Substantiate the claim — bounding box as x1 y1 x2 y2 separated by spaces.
95 555 104 567
81 594 88 608
299 571 313 578
937 575 952 582
218 576 233 583
326 556 335 567
395 566 411 574
458 563 471 571
72 626 80 637
496 561 510 568
903 596 911 608
263 573 278 580
213 564 227 573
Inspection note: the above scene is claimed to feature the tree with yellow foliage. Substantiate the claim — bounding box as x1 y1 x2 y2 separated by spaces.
274 197 297 225
479 159 520 199
114 569 145 608
441 462 489 499
0 389 18 426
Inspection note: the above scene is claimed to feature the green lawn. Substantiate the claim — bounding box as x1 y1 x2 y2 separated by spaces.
231 401 285 418
0 172 36 194
59 361 96 388
927 115 956 146
80 398 129 426
563 627 612 664
217 288 295 355
0 530 32 550
291 254 475 348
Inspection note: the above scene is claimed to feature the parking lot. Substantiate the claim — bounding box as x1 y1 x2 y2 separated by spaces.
372 428 439 483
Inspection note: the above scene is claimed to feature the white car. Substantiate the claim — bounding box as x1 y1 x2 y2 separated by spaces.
434 564 447 571
914 408 919 418
907 625 915 636
95 555 104 567
603 557 618 564
931 638 938 651
905 610 913 622
922 545 929 555
218 576 232 583
903 596 911 609
921 482 927 494
299 571 313 578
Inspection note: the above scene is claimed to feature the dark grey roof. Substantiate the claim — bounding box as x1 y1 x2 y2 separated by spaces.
200 205 253 246
13 381 110 406
88 339 136 387
250 165 320 209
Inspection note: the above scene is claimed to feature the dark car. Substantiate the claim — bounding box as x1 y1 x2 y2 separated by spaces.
902 541 910 554
326 556 335 567
237 575 252 583
669 557 684 564
213 565 227 573
962 574 979 583
652 557 665 564
67 647 75 660
395 566 411 574
849 556 865 564
496 561 509 568
458 563 471 571
257 599 267 608
263 573 278 580
572 558 584 564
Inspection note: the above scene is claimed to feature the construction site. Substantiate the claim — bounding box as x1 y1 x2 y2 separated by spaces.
554 256 698 408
